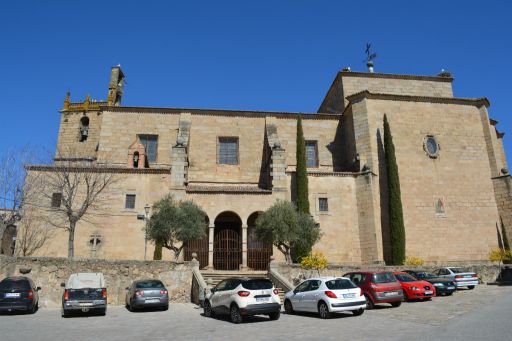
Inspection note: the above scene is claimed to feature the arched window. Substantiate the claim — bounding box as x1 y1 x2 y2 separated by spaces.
133 151 140 168
79 116 90 142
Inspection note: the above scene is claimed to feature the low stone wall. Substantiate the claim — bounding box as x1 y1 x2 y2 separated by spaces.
0 255 192 309
275 262 502 286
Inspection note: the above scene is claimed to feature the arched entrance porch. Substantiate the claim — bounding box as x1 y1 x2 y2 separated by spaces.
247 212 273 270
213 211 242 270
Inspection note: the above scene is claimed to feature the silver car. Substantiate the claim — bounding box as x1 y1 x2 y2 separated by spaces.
433 267 479 289
125 279 169 311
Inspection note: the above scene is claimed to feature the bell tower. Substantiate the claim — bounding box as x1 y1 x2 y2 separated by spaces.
107 65 124 106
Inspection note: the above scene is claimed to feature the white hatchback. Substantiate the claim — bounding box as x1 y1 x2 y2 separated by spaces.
203 277 281 324
284 277 366 319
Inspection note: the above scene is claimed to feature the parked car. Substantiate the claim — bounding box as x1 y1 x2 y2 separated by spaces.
203 277 281 324
343 271 403 309
61 273 107 317
0 276 40 314
433 267 479 290
403 270 456 296
393 272 435 301
125 279 169 311
284 277 366 319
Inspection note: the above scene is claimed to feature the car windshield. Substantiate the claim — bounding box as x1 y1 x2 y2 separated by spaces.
450 268 466 274
136 281 165 289
325 279 357 290
241 279 273 290
0 279 30 291
372 272 396 283
67 288 103 299
417 272 435 279
395 274 418 282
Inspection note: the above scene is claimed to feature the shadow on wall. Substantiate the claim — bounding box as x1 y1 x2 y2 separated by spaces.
326 111 359 172
377 128 391 264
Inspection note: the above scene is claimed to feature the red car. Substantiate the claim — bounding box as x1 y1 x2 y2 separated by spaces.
394 272 435 301
343 271 403 309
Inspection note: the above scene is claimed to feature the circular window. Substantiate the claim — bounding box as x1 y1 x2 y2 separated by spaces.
424 136 439 158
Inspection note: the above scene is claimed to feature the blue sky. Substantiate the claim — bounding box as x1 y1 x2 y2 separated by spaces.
1 0 511 163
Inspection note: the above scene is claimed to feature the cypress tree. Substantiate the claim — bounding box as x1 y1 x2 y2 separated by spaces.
293 115 311 262
501 217 511 264
296 115 310 214
383 114 406 265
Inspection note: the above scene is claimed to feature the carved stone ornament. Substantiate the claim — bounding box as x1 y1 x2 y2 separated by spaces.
423 135 440 158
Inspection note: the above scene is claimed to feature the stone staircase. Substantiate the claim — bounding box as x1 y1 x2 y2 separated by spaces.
201 270 286 302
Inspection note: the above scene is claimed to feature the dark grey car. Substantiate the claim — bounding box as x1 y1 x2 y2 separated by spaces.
125 280 169 312
0 276 40 314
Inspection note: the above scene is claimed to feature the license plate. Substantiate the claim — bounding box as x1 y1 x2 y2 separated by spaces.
464 275 472 278
79 303 93 307
343 294 356 299
5 293 20 298
425 291 433 295
385 292 397 296
256 297 269 302
145 299 160 303
448 286 455 290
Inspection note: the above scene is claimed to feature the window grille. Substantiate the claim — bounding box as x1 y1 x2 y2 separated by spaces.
51 193 62 208
306 141 318 167
319 198 328 212
218 137 239 165
138 135 158 163
125 194 136 209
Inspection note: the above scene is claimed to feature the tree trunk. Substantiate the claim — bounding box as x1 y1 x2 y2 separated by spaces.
285 251 292 264
174 246 183 262
68 221 76 258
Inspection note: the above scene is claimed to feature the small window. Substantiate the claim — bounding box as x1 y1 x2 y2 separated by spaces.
218 137 239 165
51 193 62 208
319 198 328 212
125 194 136 209
79 116 89 142
305 141 318 167
139 135 158 163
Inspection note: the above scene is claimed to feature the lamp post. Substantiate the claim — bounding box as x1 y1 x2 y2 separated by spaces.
144 204 151 261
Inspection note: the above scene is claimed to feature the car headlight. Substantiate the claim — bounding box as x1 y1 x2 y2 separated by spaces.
411 286 419 291
433 283 444 287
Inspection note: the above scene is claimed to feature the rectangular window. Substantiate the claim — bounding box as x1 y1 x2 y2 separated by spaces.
305 141 318 167
125 194 136 209
51 193 62 208
139 135 158 163
218 137 239 165
319 198 328 212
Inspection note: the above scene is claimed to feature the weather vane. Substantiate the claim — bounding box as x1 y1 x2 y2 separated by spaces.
364 43 377 72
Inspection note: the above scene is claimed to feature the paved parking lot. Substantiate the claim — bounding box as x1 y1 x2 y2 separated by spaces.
1 285 511 341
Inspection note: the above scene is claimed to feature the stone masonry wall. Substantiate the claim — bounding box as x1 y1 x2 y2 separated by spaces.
275 262 501 286
493 175 512 243
0 255 192 308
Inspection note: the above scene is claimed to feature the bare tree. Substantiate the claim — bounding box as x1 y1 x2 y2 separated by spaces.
29 149 120 258
15 216 55 256
0 146 45 250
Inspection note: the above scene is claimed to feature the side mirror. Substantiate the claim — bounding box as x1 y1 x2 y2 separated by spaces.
210 288 216 294
60 282 65 288
293 289 298 295
36 286 41 291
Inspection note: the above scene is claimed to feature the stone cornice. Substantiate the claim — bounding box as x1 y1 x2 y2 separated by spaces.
286 170 360 177
100 105 341 120
186 184 272 195
346 90 490 108
26 164 170 174
338 70 454 82
497 131 505 138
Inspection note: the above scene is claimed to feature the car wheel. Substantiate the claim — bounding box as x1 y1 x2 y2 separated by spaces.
424 297 432 301
402 292 409 302
318 301 331 319
29 302 38 314
62 310 69 318
352 308 364 316
446 292 453 296
268 311 280 321
364 294 374 310
99 308 107 316
284 299 294 315
203 300 215 318
129 300 136 312
230 305 243 324
161 305 169 311
468 286 475 290
391 301 402 308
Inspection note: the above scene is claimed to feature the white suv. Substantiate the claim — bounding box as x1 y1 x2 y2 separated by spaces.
203 277 281 324
284 277 366 319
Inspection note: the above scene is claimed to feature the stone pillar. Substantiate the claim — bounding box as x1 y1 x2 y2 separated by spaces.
208 224 215 269
242 224 248 269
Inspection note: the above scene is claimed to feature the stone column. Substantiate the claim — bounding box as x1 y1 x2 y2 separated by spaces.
242 224 248 269
208 224 215 269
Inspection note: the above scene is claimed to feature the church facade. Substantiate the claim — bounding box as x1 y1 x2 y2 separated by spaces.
23 66 511 268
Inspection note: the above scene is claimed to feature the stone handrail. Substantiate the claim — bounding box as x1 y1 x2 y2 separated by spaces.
267 257 294 292
190 253 208 306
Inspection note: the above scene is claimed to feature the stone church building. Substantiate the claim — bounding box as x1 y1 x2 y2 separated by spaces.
24 65 511 269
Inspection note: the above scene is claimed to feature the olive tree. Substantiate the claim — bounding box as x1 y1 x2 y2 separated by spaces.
255 200 321 264
146 195 207 261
